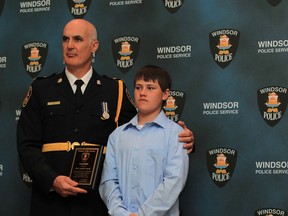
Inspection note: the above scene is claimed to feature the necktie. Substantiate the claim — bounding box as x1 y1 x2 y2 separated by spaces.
74 79 84 102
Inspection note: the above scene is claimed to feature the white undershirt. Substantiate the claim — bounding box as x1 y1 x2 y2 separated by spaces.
65 67 93 94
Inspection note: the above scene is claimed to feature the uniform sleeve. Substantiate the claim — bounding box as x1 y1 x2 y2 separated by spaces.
117 81 137 126
17 80 58 196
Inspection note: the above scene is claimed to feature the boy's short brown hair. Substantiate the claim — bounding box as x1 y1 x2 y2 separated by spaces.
134 65 172 91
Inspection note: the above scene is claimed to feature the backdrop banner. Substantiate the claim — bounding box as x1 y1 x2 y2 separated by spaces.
1 1 288 215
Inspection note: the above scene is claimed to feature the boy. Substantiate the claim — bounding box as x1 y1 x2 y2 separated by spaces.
99 65 189 216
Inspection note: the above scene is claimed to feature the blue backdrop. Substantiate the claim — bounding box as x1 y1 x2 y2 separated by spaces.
1 1 288 215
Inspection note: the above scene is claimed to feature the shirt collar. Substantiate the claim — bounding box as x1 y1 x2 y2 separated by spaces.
65 67 93 87
125 110 168 130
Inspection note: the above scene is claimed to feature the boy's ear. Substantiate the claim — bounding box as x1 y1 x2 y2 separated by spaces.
162 89 170 100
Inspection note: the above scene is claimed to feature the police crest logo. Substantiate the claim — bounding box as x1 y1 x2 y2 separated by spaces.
112 36 140 74
22 41 48 78
257 86 288 127
267 0 282 6
206 147 237 188
255 208 287 216
0 0 4 16
162 90 186 122
67 0 91 18
162 0 184 14
209 29 240 69
82 153 90 162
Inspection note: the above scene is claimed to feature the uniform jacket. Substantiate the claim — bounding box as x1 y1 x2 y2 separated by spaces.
17 70 137 216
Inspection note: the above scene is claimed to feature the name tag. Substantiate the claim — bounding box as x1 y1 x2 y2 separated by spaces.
47 101 61 106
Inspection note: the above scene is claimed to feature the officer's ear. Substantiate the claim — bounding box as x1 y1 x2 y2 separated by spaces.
91 39 99 54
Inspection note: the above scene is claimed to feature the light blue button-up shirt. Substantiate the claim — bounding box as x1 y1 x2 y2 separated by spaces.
99 111 189 216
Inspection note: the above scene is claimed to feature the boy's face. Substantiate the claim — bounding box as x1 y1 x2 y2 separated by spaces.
134 79 169 117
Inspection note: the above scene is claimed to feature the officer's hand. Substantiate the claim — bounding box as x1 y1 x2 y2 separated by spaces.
53 175 87 197
178 121 194 154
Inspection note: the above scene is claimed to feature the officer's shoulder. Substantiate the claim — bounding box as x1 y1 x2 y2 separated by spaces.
32 73 57 83
102 74 122 81
102 75 125 84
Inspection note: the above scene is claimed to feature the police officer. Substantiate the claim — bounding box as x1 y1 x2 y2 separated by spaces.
17 19 194 216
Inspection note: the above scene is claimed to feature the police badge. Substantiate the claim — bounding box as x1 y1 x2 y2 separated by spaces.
207 147 237 188
209 29 240 69
0 0 4 16
162 90 186 122
267 0 282 6
112 36 140 74
67 0 91 18
257 86 288 127
22 41 48 78
162 0 184 14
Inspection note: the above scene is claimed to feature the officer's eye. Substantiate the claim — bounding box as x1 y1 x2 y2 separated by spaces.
74 36 83 42
62 36 69 42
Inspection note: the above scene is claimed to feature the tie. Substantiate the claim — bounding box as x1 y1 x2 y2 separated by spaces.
74 79 84 102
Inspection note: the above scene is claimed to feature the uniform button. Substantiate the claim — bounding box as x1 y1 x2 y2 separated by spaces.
74 128 80 133
76 109 80 114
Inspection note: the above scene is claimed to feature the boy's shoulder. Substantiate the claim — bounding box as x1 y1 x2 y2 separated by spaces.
174 121 184 131
111 121 132 135
163 116 184 133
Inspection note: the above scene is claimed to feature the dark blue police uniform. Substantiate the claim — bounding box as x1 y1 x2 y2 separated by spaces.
17 70 137 216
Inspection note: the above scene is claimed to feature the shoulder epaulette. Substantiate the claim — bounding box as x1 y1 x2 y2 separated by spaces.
32 73 57 81
112 77 121 80
102 75 123 81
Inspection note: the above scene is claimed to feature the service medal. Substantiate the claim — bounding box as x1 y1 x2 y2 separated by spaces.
102 111 110 120
101 102 110 120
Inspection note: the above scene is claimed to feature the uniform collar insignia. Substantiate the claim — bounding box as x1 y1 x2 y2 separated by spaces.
57 78 63 84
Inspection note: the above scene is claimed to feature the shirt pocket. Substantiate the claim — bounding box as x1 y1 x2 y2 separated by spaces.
42 105 66 138
87 102 116 140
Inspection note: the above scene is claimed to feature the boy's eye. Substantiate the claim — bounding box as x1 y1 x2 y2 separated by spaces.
147 86 157 90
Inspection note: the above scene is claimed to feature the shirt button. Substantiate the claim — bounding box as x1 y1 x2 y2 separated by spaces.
74 128 80 133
